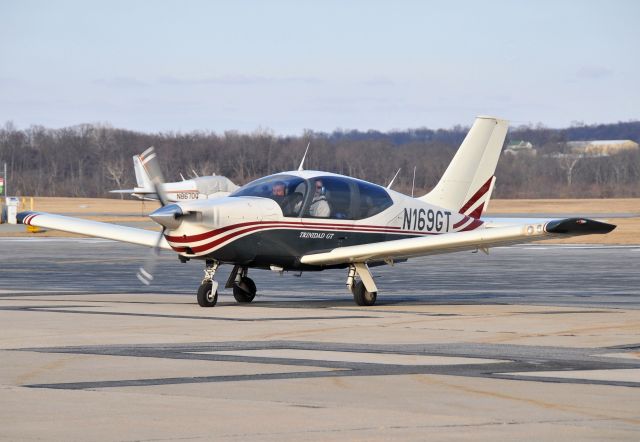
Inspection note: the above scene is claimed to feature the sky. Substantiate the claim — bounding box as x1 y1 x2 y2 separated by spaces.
1 0 639 134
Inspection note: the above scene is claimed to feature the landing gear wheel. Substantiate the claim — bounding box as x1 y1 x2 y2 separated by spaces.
352 280 377 306
197 282 218 307
233 276 256 303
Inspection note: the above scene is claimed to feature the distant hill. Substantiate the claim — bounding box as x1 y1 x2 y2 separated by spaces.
312 121 640 148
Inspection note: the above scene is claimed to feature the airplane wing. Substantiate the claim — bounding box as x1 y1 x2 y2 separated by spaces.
300 218 615 266
18 211 171 250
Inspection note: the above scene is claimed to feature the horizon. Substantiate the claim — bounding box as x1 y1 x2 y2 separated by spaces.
2 117 639 137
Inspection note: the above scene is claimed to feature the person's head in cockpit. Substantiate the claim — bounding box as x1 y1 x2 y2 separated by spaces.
271 181 286 198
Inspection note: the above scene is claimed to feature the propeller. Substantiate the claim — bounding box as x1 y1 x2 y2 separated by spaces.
139 146 170 206
136 224 166 285
136 146 171 285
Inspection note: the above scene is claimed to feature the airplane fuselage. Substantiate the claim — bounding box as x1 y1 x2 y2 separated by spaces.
161 171 482 270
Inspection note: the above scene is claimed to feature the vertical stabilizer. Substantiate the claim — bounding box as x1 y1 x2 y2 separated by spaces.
133 148 155 191
419 116 508 218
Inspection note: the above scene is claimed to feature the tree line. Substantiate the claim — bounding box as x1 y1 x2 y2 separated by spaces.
1 120 639 199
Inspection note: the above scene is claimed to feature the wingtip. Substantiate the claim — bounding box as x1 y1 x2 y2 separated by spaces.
545 218 617 235
17 211 39 225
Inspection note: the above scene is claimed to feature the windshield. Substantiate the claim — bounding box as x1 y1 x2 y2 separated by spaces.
230 175 307 217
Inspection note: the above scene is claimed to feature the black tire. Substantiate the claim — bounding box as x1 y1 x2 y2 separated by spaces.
352 280 377 306
233 276 256 303
197 282 218 307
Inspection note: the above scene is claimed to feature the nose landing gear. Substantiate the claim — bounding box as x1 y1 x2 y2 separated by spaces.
197 260 219 307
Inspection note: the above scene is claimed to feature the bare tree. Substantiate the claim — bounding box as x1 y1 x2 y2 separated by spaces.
104 157 126 199
557 155 582 187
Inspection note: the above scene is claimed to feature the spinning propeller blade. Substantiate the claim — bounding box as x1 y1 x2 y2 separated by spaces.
140 146 170 206
136 228 165 285
136 146 171 285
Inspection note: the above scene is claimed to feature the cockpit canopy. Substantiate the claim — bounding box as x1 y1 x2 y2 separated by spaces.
231 175 307 217
230 173 393 220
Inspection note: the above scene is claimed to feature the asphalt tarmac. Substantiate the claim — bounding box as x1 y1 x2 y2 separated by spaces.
1 238 639 440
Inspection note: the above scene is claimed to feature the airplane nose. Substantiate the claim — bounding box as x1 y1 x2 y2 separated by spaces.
149 204 184 229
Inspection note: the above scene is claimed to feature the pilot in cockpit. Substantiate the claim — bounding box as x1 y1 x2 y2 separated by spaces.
271 181 302 216
271 181 286 199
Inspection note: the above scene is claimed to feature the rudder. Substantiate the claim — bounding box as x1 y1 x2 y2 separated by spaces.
133 147 155 190
419 116 508 218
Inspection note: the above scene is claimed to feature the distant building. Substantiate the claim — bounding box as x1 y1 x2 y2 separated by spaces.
504 140 536 156
566 140 639 157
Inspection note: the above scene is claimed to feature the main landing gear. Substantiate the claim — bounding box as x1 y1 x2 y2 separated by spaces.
231 267 257 303
346 263 378 306
196 261 257 307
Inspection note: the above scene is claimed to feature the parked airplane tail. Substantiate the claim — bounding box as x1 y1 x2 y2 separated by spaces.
418 116 508 218
133 148 155 191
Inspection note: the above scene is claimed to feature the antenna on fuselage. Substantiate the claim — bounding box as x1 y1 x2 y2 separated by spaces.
191 169 200 178
411 166 417 197
298 142 311 171
179 173 186 181
386 168 401 189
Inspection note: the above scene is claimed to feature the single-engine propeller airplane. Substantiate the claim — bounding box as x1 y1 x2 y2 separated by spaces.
18 116 615 307
110 149 238 202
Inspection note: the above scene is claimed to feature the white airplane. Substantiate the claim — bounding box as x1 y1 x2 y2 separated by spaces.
110 149 238 202
19 116 615 307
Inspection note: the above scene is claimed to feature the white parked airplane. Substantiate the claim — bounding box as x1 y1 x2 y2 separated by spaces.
110 149 238 201
19 116 615 307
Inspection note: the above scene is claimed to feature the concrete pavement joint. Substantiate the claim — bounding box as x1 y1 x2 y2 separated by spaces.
15 340 640 390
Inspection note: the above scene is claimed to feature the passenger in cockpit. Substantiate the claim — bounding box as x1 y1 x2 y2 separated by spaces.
309 179 331 218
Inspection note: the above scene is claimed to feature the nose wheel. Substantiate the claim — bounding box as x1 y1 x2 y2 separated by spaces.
197 281 218 307
197 260 219 307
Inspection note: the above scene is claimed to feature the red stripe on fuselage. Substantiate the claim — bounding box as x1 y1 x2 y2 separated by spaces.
165 220 403 243
180 224 425 255
166 221 487 255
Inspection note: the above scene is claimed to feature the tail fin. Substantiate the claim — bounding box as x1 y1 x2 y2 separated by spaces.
133 147 155 190
419 116 508 218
